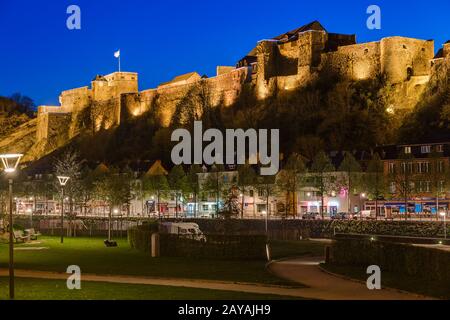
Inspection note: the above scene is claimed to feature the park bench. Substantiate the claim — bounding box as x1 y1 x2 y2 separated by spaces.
25 228 41 240
13 230 30 243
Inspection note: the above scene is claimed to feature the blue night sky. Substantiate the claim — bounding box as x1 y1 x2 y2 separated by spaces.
1 0 449 106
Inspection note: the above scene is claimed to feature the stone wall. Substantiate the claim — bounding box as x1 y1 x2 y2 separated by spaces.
380 37 434 84
8 29 447 162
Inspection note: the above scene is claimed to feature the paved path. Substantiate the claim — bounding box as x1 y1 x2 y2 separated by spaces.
1 260 433 300
268 257 433 300
0 269 307 298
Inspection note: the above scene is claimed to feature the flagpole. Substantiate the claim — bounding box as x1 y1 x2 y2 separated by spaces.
118 54 121 72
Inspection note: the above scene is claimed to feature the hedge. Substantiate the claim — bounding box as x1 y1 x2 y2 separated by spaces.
127 221 159 252
159 234 267 260
330 238 450 285
167 219 450 239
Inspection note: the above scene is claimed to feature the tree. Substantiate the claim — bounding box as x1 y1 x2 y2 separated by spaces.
311 151 335 218
389 151 415 219
143 173 169 218
427 151 449 218
256 175 277 218
94 167 132 241
203 164 225 216
168 165 188 218
219 187 241 219
237 164 256 218
186 164 202 217
276 153 306 217
338 152 362 214
54 150 83 235
365 153 386 219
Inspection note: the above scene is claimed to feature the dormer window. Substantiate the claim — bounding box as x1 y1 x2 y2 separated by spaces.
421 145 431 154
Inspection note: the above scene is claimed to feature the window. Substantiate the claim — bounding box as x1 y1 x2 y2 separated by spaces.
388 162 395 174
418 181 431 193
401 162 413 173
417 162 430 173
436 145 444 153
257 204 267 213
439 181 445 192
202 205 209 211
404 146 411 154
421 145 431 154
390 182 396 193
249 190 254 197
258 189 264 197
438 161 444 173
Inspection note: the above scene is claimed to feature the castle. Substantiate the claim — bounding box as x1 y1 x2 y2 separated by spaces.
3 21 450 161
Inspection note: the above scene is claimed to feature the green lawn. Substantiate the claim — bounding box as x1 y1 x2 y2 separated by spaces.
321 263 450 299
0 277 298 300
0 236 318 286
270 240 326 260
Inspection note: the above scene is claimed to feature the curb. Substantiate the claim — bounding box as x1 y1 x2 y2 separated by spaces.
317 264 436 300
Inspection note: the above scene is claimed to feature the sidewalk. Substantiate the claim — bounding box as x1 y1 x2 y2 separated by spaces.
267 257 434 300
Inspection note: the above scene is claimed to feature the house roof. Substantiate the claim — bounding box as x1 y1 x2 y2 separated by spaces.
145 160 168 176
272 20 327 41
159 72 201 86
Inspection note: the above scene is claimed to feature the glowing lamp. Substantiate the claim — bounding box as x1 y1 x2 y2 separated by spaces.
0 154 23 173
57 176 70 186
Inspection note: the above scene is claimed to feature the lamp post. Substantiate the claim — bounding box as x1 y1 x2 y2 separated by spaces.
1 153 23 300
440 211 447 240
360 193 366 219
57 176 70 244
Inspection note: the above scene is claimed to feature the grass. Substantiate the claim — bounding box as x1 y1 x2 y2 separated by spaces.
0 277 299 300
321 263 450 299
0 236 320 286
270 240 326 260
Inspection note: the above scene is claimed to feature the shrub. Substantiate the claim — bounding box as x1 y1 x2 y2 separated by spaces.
159 234 267 260
330 238 450 284
127 220 159 252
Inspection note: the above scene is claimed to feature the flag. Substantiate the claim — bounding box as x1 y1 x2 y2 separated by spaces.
114 50 120 58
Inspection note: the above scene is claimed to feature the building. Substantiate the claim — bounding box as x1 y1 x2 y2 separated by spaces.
3 21 449 163
366 142 450 217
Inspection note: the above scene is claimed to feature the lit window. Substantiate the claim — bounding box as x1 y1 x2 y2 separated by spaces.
390 182 396 193
388 163 395 174
421 145 431 154
437 161 444 173
404 146 411 154
436 145 444 153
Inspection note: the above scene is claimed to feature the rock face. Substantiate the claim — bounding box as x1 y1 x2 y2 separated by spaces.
2 21 449 162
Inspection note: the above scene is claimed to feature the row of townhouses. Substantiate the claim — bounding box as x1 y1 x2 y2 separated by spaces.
7 141 450 219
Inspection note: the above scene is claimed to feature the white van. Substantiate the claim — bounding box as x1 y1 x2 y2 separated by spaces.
160 222 206 242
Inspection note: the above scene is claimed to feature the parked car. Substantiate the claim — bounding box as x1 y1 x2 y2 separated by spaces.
160 222 206 242
301 212 320 220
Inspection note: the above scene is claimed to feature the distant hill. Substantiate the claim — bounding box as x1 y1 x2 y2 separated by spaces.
0 94 36 138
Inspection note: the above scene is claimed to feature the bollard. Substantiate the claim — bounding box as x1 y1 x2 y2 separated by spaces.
151 233 160 257
324 246 331 264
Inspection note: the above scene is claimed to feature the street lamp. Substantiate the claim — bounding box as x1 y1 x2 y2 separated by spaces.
57 176 70 244
440 211 447 239
0 153 23 300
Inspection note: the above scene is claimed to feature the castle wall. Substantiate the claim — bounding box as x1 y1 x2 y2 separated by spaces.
59 86 91 113
380 37 434 84
322 41 381 80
